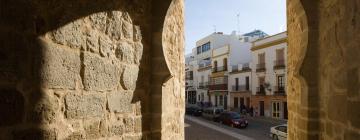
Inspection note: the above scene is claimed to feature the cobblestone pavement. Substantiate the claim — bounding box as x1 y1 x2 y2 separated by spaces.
185 115 287 140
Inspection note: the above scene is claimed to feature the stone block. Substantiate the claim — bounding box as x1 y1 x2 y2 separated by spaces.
0 89 24 127
134 117 142 133
123 117 135 133
122 21 133 39
50 20 86 50
121 65 139 90
115 41 134 64
27 91 59 124
64 132 85 140
107 91 134 113
64 94 105 119
84 120 108 139
134 42 144 64
123 135 142 140
99 36 114 57
109 121 124 136
89 12 108 33
133 25 142 42
12 128 56 140
85 30 99 53
83 53 120 91
106 11 123 40
40 39 81 89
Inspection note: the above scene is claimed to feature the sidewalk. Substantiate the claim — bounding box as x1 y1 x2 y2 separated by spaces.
246 116 287 125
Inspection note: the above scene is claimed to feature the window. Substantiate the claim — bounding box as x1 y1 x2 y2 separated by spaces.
219 95 224 106
223 58 228 70
197 46 202 54
201 42 211 52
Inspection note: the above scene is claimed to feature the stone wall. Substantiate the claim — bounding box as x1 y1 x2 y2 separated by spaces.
0 0 184 139
287 0 360 139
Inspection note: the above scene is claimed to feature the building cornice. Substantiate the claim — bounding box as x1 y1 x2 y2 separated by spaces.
251 38 287 51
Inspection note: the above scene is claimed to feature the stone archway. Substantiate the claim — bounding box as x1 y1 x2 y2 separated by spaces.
0 0 184 139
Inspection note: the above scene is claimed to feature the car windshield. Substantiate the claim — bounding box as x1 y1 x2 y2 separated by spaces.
230 113 242 119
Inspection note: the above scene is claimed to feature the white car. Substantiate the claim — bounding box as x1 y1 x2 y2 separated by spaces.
270 124 287 140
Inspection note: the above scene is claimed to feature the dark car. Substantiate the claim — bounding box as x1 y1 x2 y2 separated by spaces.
185 106 203 116
216 112 248 128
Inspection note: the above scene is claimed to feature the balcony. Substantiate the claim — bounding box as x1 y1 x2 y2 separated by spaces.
256 63 266 72
274 60 285 69
231 85 250 92
185 76 193 80
198 61 212 69
231 63 251 73
256 87 266 95
212 66 227 73
209 77 228 90
209 84 228 90
198 82 209 89
273 86 286 96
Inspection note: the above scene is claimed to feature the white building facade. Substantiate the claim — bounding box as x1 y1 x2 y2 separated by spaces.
250 32 288 119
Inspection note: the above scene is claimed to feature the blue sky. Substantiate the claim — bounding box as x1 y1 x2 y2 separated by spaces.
185 0 286 54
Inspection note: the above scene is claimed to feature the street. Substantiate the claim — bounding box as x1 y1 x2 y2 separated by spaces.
185 115 286 140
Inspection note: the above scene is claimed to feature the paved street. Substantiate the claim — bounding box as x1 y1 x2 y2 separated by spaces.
185 115 286 140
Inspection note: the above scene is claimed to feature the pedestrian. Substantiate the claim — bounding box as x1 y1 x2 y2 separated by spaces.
250 106 254 117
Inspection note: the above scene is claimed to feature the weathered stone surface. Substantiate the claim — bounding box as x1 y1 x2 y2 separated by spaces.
109 121 124 136
83 53 120 91
107 91 134 113
121 65 139 90
40 39 81 89
12 128 56 140
122 21 133 39
50 20 86 50
89 12 108 33
64 94 105 119
106 11 123 40
134 42 144 64
84 120 108 139
134 117 142 133
123 117 135 133
0 89 24 127
64 132 85 140
115 41 134 63
27 91 59 124
85 30 99 53
99 36 114 57
133 25 142 42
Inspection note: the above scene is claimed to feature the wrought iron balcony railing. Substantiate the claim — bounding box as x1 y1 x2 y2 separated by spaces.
198 82 209 89
256 87 266 95
256 63 266 72
274 60 285 69
212 66 227 73
231 85 250 92
273 86 286 95
209 84 228 90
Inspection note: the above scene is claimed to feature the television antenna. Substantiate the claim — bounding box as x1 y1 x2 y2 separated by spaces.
237 13 240 34
213 25 217 33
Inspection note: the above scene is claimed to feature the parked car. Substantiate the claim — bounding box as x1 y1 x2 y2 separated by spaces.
215 112 248 128
185 106 203 116
202 107 224 121
270 124 287 140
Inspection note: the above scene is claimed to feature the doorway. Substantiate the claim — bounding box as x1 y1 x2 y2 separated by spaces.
259 101 264 116
272 101 280 118
234 97 239 108
283 102 288 119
